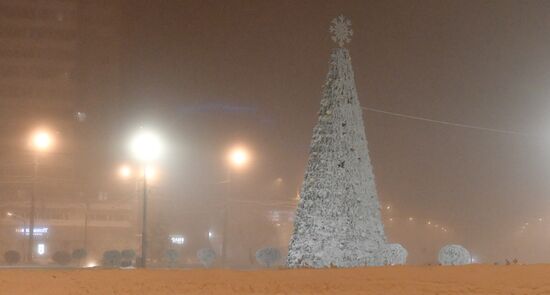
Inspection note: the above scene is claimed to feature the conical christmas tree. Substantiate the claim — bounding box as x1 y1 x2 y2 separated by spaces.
287 16 386 268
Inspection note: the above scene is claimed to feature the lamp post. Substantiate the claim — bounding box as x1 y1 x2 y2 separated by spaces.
129 129 163 268
28 130 53 263
221 146 250 267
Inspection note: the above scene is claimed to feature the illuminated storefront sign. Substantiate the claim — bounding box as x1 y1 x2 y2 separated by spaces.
16 227 48 236
169 235 185 245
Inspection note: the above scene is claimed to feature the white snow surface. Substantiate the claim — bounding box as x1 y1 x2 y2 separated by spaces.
287 46 386 268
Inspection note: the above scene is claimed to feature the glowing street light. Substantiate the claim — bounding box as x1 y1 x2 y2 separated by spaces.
221 145 252 267
129 128 164 268
31 130 53 152
130 129 164 163
27 128 55 263
118 165 158 183
118 165 132 179
144 166 156 180
228 147 250 168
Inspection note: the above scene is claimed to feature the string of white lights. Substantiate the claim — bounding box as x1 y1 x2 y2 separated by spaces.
363 107 534 137
518 216 548 233
380 205 451 233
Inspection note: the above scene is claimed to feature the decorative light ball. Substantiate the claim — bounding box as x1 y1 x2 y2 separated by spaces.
255 247 281 268
438 244 471 265
196 248 217 268
374 243 407 266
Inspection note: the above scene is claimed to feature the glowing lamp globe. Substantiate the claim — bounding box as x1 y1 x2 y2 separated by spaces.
118 165 132 178
130 130 163 163
31 131 53 151
144 166 156 180
229 148 249 168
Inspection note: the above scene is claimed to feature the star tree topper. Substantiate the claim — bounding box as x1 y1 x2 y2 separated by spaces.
329 15 353 47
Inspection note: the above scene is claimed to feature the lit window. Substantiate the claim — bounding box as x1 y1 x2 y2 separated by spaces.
37 243 45 255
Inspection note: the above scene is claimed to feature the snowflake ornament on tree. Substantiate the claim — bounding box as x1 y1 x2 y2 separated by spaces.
330 15 353 47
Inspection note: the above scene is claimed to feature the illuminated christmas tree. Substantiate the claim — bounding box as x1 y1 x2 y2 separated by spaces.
287 16 386 268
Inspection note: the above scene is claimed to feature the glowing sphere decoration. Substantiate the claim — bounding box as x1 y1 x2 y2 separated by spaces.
374 243 407 266
438 244 471 265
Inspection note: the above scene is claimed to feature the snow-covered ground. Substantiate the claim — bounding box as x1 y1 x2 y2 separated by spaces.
1 265 548 294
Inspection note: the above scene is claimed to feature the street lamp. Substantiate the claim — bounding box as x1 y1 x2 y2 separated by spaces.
221 145 251 267
118 165 132 179
31 131 53 151
143 166 157 180
28 129 53 263
129 129 163 268
130 130 163 163
228 147 250 170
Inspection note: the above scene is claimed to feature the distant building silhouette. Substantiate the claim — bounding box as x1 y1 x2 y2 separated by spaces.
0 0 134 263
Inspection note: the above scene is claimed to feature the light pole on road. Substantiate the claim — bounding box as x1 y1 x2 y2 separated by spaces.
28 130 53 263
129 128 164 268
220 146 251 267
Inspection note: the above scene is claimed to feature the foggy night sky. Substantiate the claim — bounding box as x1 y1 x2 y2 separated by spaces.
118 0 550 262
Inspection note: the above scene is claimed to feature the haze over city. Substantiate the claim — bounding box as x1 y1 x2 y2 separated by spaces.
120 0 550 264
2 1 550 294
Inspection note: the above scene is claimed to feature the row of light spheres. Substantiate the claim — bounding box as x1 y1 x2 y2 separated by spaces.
383 205 449 233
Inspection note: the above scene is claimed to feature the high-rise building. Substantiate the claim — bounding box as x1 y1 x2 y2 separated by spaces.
0 0 135 262
0 0 80 195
